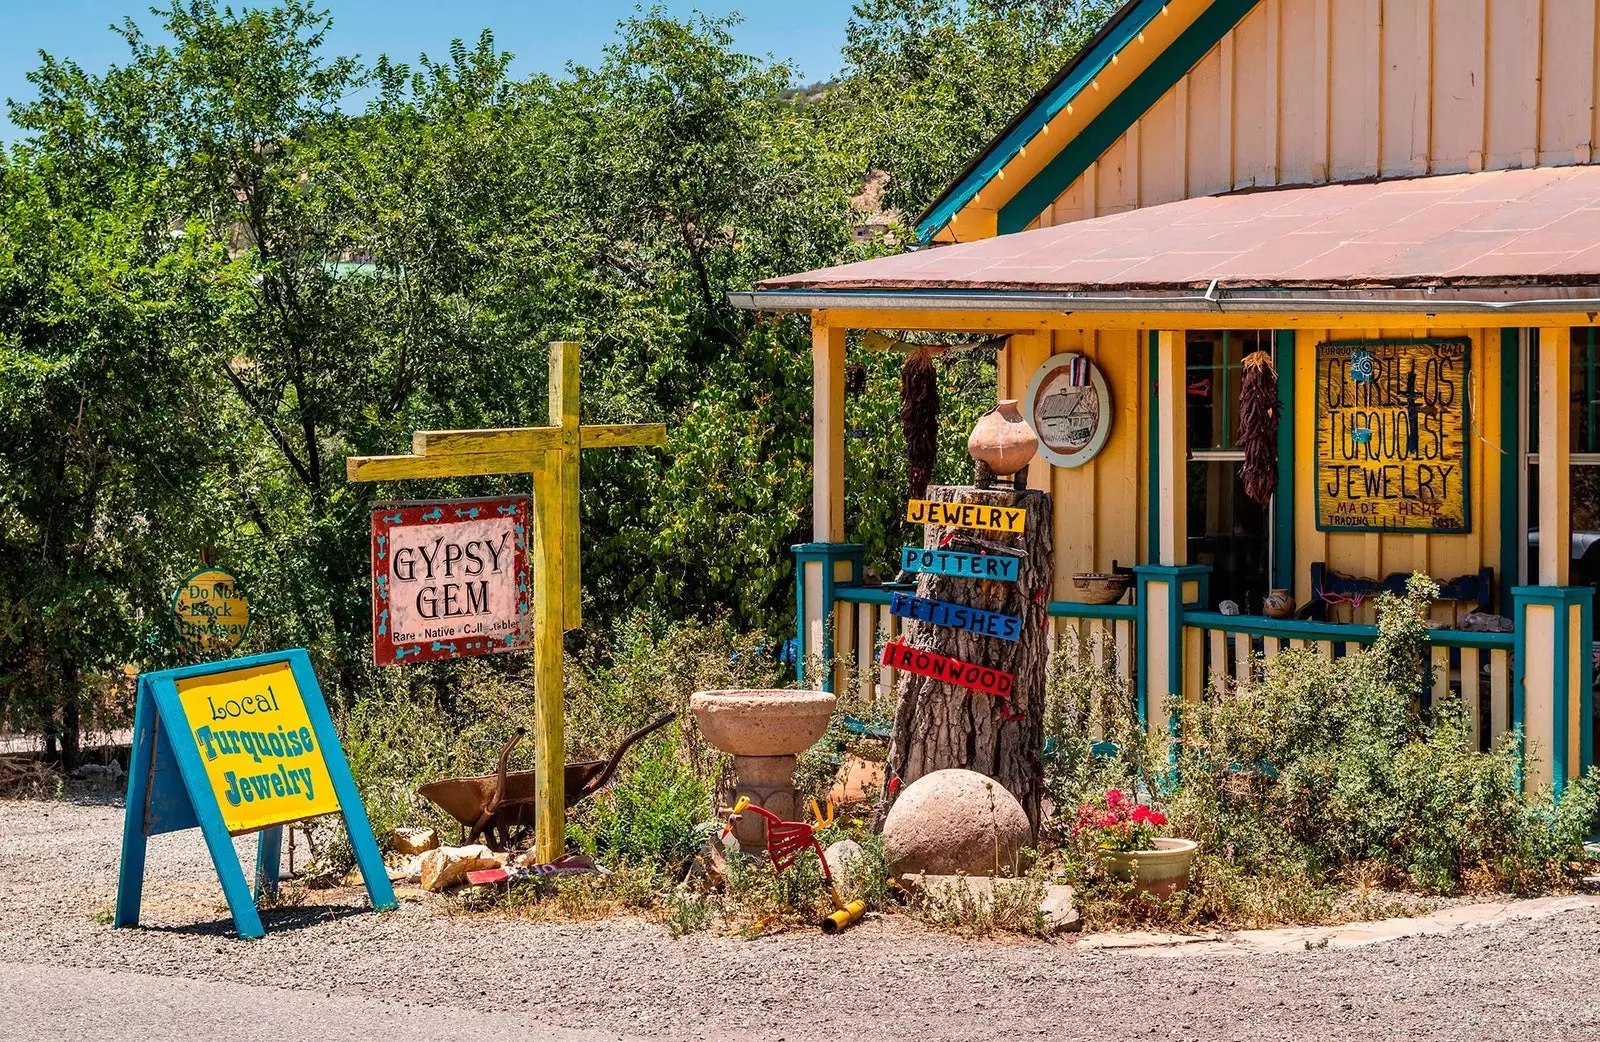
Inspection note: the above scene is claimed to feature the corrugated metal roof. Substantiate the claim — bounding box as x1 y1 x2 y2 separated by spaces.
766 167 1600 295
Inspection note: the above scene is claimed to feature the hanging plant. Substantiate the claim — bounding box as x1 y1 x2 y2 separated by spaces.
1239 350 1280 507
900 345 940 501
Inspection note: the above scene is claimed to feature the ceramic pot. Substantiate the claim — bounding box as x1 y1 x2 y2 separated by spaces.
1263 588 1295 619
967 400 1038 478
1099 838 1198 898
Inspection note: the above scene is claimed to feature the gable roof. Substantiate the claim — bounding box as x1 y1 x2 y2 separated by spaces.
915 0 1261 243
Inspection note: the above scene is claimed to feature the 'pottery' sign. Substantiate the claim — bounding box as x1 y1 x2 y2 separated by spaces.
1315 339 1469 533
890 592 1022 641
899 546 1020 581
371 497 530 666
879 638 1014 698
906 499 1026 533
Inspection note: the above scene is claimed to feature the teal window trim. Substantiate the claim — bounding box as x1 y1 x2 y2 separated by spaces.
913 0 1174 242
1499 329 1521 612
997 0 1262 235
1272 331 1297 591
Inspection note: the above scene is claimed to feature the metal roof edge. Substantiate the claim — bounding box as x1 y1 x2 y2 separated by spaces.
912 0 1171 243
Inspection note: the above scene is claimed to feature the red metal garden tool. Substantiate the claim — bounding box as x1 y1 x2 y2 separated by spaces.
724 796 865 932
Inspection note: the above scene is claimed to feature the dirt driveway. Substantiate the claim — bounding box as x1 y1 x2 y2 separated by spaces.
2 796 1597 1042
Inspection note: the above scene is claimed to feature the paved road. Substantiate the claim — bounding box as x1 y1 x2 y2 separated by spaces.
4 797 1600 1042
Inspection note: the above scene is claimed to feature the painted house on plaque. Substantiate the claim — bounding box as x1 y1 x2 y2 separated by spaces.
748 0 1600 796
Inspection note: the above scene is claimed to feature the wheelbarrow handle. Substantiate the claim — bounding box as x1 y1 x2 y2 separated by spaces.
581 711 677 798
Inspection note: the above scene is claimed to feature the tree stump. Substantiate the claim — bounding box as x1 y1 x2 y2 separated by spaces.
882 484 1053 835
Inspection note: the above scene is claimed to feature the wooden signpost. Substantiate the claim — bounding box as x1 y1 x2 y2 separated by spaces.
346 342 666 862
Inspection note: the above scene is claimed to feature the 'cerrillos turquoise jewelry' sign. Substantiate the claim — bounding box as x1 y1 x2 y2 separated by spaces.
900 546 1020 582
115 649 395 940
890 592 1022 641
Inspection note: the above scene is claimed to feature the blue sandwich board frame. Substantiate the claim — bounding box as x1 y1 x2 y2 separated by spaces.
114 649 396 939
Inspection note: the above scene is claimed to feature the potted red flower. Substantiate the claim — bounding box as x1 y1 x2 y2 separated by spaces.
1070 788 1196 897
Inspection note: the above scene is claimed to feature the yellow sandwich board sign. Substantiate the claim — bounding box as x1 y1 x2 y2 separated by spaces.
116 650 393 939
1315 338 1470 533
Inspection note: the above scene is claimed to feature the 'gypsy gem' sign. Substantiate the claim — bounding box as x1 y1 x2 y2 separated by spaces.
879 638 1014 698
907 499 1026 533
890 592 1022 641
1315 338 1470 533
899 546 1020 582
371 497 530 666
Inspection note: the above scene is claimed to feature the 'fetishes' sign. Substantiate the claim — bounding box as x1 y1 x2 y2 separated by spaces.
890 592 1022 641
906 499 1026 533
899 546 1020 582
372 497 529 666
1316 339 1470 533
880 638 1015 700
174 661 340 833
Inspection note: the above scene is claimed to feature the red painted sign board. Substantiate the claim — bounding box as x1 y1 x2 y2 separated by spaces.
371 497 530 666
879 638 1014 698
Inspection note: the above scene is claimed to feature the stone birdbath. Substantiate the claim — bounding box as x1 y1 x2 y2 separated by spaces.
689 689 836 853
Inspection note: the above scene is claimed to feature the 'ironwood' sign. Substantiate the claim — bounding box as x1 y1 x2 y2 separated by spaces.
371 497 530 666
906 499 1026 533
879 638 1014 698
889 592 1022 641
1315 338 1470 532
899 546 1020 581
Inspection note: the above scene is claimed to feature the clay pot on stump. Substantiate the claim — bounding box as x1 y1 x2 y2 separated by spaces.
1263 588 1295 619
968 400 1038 490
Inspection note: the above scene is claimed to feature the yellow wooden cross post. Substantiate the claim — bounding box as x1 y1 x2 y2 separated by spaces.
346 342 666 861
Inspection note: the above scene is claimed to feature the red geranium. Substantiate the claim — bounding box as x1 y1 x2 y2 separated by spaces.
1069 788 1170 852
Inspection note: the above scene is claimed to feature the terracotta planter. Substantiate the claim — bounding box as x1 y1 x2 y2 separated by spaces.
967 400 1038 478
1263 588 1295 619
1099 838 1198 898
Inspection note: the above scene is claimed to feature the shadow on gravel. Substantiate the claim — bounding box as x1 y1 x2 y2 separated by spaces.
125 903 372 938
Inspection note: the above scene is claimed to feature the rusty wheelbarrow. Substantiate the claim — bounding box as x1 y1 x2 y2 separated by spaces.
416 712 676 849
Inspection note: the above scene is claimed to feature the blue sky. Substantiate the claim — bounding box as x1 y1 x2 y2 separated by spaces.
1 1 858 139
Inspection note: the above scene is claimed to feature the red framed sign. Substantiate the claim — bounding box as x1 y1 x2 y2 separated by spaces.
371 497 530 666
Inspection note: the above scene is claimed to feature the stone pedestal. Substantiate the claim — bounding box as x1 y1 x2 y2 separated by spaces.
689 689 836 854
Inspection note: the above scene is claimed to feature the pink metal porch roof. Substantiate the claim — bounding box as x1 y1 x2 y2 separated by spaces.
756 166 1600 296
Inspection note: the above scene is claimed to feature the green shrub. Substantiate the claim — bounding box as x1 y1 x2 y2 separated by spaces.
568 724 713 874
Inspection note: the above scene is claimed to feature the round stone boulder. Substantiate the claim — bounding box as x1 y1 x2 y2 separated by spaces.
882 769 1031 877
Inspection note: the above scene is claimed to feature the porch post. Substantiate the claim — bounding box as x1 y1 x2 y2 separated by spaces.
796 315 848 688
1514 326 1591 797
1155 330 1187 565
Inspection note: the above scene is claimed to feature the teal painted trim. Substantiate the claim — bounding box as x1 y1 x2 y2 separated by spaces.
1499 329 1521 612
114 675 158 929
837 587 895 606
914 0 1171 242
792 542 864 691
1132 565 1211 735
1147 331 1161 564
998 0 1262 234
1512 585 1596 797
1047 600 1139 621
1181 610 1515 650
253 826 283 901
1272 331 1297 590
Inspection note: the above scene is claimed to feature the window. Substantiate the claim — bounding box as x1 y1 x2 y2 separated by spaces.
1185 330 1275 612
1526 329 1600 617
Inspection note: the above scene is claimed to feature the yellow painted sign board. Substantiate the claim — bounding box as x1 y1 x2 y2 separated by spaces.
171 567 252 654
907 499 1027 533
1315 339 1470 533
174 661 340 833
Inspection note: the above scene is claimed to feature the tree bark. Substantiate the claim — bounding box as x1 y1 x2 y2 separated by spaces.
882 484 1053 835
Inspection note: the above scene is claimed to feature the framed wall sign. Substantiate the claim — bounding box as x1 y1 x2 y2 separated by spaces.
1314 338 1470 533
1023 352 1113 468
371 496 530 666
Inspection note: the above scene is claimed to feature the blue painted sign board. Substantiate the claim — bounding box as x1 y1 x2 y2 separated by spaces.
900 546 1021 582
890 592 1023 641
115 649 395 939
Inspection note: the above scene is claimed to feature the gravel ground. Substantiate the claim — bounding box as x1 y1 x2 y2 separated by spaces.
3 795 1599 1042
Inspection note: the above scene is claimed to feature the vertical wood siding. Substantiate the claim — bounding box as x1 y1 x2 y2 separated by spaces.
1043 0 1599 226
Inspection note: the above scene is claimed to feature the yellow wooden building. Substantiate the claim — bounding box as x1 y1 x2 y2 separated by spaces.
736 0 1600 794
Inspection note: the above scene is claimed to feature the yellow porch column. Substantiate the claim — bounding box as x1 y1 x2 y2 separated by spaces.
800 315 848 686
1516 327 1594 797
1538 327 1571 586
1155 330 1187 565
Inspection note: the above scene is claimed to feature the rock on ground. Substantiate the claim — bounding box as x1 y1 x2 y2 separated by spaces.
881 768 1029 876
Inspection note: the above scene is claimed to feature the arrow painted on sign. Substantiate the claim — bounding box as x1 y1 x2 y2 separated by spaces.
377 535 387 560
377 609 388 636
382 512 403 525
395 645 421 660
496 504 519 516
432 641 457 653
455 507 480 519
421 508 443 521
